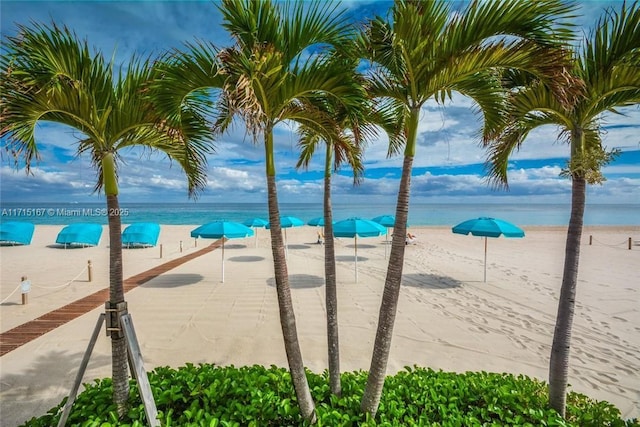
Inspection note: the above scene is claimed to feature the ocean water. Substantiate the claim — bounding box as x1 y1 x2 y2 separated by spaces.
0 202 638 226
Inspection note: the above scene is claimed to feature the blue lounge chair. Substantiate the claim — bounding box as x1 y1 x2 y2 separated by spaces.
0 221 35 246
122 223 160 248
56 223 102 248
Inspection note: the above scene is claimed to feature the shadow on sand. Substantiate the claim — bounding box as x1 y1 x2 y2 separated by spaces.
0 349 111 423
228 255 265 262
286 244 312 250
267 273 324 289
401 273 462 289
142 273 204 288
335 255 369 262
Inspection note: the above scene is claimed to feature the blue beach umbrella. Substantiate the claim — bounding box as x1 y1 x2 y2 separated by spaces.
266 216 304 256
191 221 254 282
371 215 396 227
452 217 525 282
372 214 396 258
307 217 326 227
333 217 387 282
243 217 268 247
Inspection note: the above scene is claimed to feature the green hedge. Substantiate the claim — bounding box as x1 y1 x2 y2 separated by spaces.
21 364 638 426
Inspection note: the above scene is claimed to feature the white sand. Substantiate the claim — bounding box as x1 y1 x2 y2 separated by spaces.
1 224 639 425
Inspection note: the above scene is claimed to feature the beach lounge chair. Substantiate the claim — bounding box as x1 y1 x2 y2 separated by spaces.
55 223 102 248
406 232 417 245
122 222 160 248
0 221 35 245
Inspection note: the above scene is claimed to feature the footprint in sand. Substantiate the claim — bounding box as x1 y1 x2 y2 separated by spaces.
615 365 635 375
575 374 601 390
596 372 619 384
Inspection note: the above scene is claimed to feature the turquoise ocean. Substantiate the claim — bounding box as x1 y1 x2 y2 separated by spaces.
0 202 638 226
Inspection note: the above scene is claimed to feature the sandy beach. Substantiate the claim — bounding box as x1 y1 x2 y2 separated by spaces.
1 223 639 425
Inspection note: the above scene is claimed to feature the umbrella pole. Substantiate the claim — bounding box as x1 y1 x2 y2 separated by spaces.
284 229 288 259
384 230 388 259
222 240 225 283
355 235 358 283
483 236 487 283
255 228 258 248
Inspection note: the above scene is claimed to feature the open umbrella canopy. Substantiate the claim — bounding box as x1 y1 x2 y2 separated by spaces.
242 218 268 228
452 217 525 238
191 221 254 239
307 217 326 227
333 217 387 238
266 216 304 229
265 216 304 257
191 221 254 282
243 218 268 248
452 217 524 282
371 215 396 228
333 218 386 282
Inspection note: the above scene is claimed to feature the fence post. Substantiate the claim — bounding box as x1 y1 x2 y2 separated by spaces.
87 260 93 282
629 237 632 250
21 276 30 305
589 235 593 245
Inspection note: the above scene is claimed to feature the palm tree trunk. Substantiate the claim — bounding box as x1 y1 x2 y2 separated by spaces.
265 131 316 423
323 144 340 396
549 175 586 417
106 194 129 417
103 153 129 418
361 154 413 416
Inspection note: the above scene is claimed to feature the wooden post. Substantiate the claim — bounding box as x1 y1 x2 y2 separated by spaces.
21 276 29 305
629 237 632 250
87 260 93 282
159 244 163 259
589 235 593 245
180 240 183 253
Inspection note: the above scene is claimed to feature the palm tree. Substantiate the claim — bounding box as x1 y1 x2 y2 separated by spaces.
295 89 373 397
151 0 364 421
486 2 640 416
355 0 576 417
0 23 211 417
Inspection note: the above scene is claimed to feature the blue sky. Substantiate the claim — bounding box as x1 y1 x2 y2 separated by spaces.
1 0 638 205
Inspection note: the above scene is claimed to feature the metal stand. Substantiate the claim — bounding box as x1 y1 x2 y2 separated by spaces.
57 304 159 427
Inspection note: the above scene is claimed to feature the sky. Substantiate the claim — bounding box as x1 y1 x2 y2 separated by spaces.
1 0 638 206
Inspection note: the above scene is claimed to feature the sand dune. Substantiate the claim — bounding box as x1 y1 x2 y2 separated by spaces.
1 224 638 425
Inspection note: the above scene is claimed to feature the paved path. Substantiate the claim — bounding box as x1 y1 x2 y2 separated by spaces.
0 239 223 356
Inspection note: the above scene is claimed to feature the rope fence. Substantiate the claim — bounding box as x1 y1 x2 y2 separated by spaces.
158 239 199 259
588 235 638 250
0 263 89 305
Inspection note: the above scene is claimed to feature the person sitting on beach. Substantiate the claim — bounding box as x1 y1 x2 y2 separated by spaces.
317 230 324 245
406 232 417 245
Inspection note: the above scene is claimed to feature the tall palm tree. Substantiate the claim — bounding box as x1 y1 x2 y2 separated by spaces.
151 0 363 421
486 2 640 416
295 90 372 397
355 0 576 417
0 23 211 417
